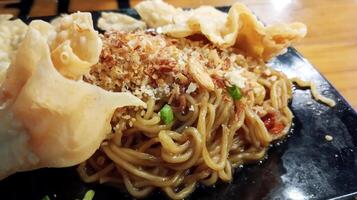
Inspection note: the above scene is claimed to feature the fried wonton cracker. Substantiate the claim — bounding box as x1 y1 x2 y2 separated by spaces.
0 15 28 84
0 12 145 180
135 0 307 61
98 12 146 32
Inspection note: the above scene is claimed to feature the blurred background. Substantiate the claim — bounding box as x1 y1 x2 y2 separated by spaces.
1 0 356 109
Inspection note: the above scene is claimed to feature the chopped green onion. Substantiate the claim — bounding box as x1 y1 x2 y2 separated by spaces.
82 190 95 200
227 85 242 100
160 104 174 124
42 195 51 200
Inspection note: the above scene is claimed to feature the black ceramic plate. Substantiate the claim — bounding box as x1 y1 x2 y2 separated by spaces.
2 7 357 200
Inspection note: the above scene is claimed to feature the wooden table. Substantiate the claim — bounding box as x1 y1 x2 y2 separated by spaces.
1 0 357 108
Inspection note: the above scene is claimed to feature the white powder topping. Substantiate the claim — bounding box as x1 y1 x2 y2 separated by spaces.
136 84 171 100
177 52 187 71
158 84 170 94
186 83 198 94
140 85 155 98
224 67 246 88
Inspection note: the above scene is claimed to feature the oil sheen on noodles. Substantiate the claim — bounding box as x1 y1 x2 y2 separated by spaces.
78 70 294 199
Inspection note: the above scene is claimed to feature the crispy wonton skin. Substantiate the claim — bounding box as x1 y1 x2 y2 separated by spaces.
98 12 147 32
0 13 145 180
135 0 307 61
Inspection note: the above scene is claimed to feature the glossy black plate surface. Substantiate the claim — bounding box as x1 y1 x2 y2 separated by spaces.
2 7 357 200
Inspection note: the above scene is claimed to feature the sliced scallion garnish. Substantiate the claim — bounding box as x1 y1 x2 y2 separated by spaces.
227 85 242 100
160 104 174 124
82 190 95 200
